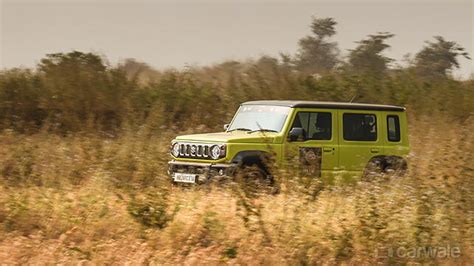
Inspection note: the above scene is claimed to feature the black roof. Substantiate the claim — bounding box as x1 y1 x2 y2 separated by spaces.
242 100 405 112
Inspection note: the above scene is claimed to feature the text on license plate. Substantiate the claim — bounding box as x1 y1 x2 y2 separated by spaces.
173 173 196 183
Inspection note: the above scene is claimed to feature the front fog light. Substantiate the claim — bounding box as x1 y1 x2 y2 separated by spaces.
171 143 180 157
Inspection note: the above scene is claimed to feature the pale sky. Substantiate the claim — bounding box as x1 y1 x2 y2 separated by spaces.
1 0 473 78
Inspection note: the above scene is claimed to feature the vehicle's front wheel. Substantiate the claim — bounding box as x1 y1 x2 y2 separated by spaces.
235 164 279 195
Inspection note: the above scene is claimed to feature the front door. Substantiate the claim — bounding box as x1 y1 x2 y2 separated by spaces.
284 108 338 177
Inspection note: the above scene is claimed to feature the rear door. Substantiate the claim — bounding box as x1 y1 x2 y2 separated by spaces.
338 110 384 172
284 108 338 177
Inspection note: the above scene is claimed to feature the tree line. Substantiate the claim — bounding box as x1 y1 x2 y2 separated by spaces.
0 17 472 133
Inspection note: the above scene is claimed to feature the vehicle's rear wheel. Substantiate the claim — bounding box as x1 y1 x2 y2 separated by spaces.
362 157 407 181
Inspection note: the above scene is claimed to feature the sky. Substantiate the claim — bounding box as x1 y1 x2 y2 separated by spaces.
1 0 473 78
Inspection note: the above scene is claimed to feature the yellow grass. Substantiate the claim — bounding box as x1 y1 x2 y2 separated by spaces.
0 115 472 264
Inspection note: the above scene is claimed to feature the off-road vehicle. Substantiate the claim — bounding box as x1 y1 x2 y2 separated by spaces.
168 100 409 183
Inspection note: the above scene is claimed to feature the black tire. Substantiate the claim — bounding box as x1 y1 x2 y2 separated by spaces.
383 157 408 177
362 157 407 181
235 164 279 195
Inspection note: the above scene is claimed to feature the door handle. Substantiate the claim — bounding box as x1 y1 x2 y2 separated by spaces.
323 147 334 153
370 148 380 153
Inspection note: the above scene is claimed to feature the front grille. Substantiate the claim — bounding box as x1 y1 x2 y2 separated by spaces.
177 143 214 159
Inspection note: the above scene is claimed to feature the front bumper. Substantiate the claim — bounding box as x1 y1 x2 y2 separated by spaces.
168 160 238 182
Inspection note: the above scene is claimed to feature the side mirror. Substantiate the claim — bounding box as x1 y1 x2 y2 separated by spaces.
288 127 305 141
224 124 229 131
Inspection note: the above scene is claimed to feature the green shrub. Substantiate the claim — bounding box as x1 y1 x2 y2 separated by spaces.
127 190 177 229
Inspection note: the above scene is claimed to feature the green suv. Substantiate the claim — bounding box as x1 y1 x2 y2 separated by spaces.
168 100 409 183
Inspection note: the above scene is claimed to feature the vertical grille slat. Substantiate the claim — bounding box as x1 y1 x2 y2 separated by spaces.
179 144 185 155
204 146 209 157
186 144 190 156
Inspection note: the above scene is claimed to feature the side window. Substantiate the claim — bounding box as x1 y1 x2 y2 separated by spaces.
343 113 377 141
291 112 332 140
387 115 401 142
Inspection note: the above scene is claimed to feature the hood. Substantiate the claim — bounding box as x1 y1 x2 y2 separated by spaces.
174 131 278 143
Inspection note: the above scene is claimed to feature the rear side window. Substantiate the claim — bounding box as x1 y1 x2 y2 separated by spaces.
387 115 401 142
343 113 377 141
291 112 332 140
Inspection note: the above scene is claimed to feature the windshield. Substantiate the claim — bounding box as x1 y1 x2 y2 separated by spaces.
228 105 290 132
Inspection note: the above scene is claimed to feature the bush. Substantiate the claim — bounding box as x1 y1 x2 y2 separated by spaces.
127 190 177 229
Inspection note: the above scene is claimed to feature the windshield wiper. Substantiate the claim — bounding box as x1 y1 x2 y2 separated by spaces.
228 127 252 132
248 129 279 133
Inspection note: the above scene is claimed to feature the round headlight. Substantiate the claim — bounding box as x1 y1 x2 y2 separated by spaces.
210 145 221 160
171 143 180 157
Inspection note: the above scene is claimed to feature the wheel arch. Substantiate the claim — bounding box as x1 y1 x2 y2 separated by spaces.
365 155 408 171
231 150 273 174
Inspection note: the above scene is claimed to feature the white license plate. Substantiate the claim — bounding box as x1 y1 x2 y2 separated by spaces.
173 173 196 183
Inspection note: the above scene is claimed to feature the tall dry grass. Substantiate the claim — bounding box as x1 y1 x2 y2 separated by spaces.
0 114 472 264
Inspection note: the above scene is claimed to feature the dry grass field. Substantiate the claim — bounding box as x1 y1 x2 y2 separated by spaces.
0 114 472 264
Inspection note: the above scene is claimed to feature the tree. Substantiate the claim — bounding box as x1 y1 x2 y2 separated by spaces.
347 32 395 77
119 58 160 84
414 36 471 79
295 17 339 74
0 69 44 129
38 51 132 130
